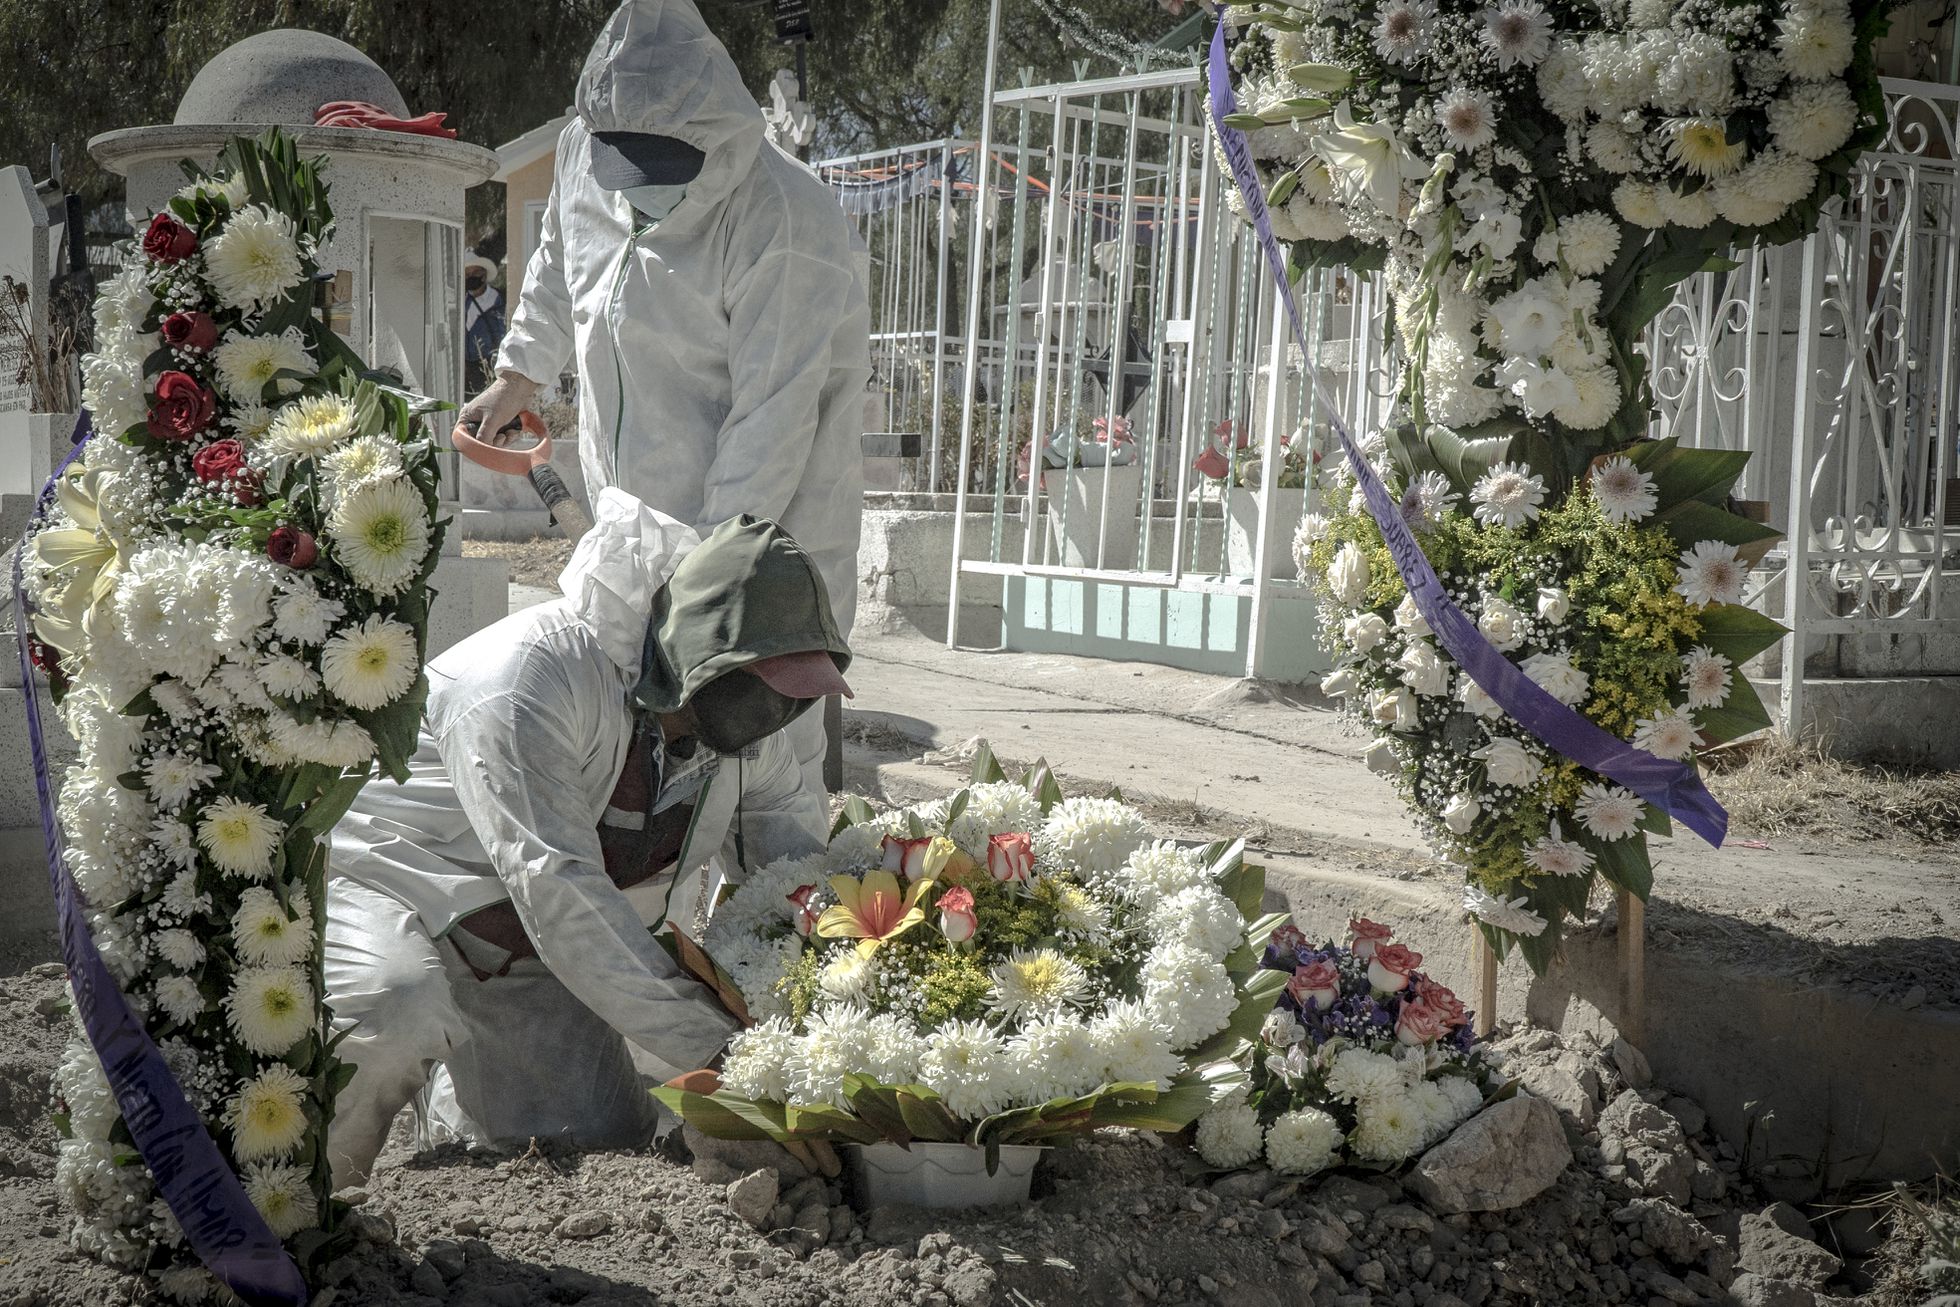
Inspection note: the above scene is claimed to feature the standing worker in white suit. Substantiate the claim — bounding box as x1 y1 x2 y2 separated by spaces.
463 0 870 794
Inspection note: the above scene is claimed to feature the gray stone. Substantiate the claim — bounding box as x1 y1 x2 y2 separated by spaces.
1762 1202 1812 1240
1610 1037 1653 1088
1663 1096 1708 1137
1599 1091 1695 1205
1405 1095 1571 1214
1738 1213 1842 1286
553 1210 611 1240
175 29 409 127
409 1259 447 1299
421 1239 467 1281
1212 1169 1280 1202
684 1126 813 1183
691 1157 741 1187
726 1168 779 1231
1511 1063 1597 1128
1295 1213 1352 1257
1316 1174 1395 1214
1614 1199 1713 1268
1730 1272 1825 1307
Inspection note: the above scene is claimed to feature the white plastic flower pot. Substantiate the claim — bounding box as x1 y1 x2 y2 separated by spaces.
1226 485 1306 579
1045 462 1142 570
846 1141 1044 1209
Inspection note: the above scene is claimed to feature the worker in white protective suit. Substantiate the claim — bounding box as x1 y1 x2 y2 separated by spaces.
462 0 871 796
323 489 852 1186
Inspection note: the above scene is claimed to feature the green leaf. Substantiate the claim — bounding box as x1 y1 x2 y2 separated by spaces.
1212 843 1264 921
1022 758 1065 813
1186 967 1289 1063
969 740 1008 785
943 787 971 826
1089 1062 1247 1133
843 1076 916 1143
892 1086 967 1143
1694 603 1788 666
1696 673 1773 743
650 1089 795 1143
1651 499 1781 559
1221 112 1267 131
1515 920 1563 975
829 795 877 838
1593 834 1653 900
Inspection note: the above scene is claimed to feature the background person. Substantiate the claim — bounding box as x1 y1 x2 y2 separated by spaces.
461 0 871 797
462 249 506 394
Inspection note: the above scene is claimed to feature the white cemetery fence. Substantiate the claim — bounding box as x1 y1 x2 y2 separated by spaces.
909 65 1960 748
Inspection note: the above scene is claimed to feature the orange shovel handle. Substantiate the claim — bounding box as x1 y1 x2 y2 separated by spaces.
451 410 552 475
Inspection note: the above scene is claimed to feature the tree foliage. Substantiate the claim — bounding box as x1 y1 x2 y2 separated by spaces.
0 0 1181 246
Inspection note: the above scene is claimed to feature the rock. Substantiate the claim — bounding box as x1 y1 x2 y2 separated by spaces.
1690 1161 1728 1203
1662 1096 1707 1137
409 1259 447 1299
1738 1213 1842 1286
828 1206 855 1243
1730 1272 1827 1307
943 1260 996 1307
1761 1202 1812 1240
792 1200 830 1240
1405 1096 1571 1214
422 1239 468 1281
1295 1213 1351 1257
1626 1140 1695 1207
691 1157 741 1187
1610 1037 1652 1089
1511 1063 1597 1129
1212 1169 1279 1202
1316 1174 1395 1214
683 1125 812 1182
553 1210 612 1240
727 1168 779 1231
1612 1199 1714 1269
1599 1092 1695 1205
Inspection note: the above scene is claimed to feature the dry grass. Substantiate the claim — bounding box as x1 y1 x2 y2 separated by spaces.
1704 734 1960 845
464 535 574 589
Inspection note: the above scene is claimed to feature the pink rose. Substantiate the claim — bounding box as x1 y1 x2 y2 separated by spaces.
1396 1000 1450 1046
986 832 1035 885
1368 942 1423 994
936 885 977 945
1348 917 1394 961
786 884 820 937
1269 923 1307 958
1286 960 1341 1013
881 834 937 880
1414 977 1467 1028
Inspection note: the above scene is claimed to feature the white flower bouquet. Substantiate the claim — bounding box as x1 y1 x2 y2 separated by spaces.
658 751 1289 1166
21 130 446 1295
1197 918 1489 1175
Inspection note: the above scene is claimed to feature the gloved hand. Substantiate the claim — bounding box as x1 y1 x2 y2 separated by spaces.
460 371 542 448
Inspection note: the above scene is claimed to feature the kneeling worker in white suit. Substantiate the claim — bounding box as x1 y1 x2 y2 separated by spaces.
324 489 851 1185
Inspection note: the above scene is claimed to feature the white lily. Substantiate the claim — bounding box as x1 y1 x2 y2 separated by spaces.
1310 103 1429 218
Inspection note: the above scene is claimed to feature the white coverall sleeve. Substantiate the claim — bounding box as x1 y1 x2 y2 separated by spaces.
721 732 829 883
697 245 859 534
495 140 578 386
435 656 738 1071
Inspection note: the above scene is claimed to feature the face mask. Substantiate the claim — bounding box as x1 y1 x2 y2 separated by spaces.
687 669 810 756
465 273 485 293
620 183 689 222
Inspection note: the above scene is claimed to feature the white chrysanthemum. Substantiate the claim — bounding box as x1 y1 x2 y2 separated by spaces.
155 975 206 1025
143 750 221 811
1556 211 1621 277
1525 820 1594 877
160 870 213 920
818 949 880 1005
272 583 345 646
1654 33 1736 116
866 1012 924 1085
1325 1048 1405 1103
1141 944 1237 1048
1435 88 1496 151
154 928 206 971
92 262 155 341
1536 43 1591 120
1051 882 1113 940
1675 538 1747 607
988 947 1092 1020
1399 470 1459 530
1436 1074 1486 1124
328 478 431 597
1768 79 1858 160
225 966 314 1055
1119 840 1213 910
919 1019 1015 1121
823 820 888 872
1038 796 1148 877
320 434 406 505
242 1161 316 1238
1147 886 1243 960
1664 186 1719 229
1469 462 1547 529
268 713 376 769
1714 150 1819 232
1575 782 1643 841
154 1266 218 1303
720 1017 800 1102
1009 1015 1105 1102
209 328 313 404
1552 365 1622 431
232 886 315 968
257 652 321 701
785 1005 878 1107
1633 705 1700 761
1682 645 1734 709
1372 0 1435 61
226 400 277 442
1267 1108 1344 1175
1352 1090 1430 1162
1667 118 1747 178
946 781 1044 857
261 394 356 461
1194 1102 1265 1169
320 614 419 710
225 1064 310 1161
1777 4 1854 79
196 797 283 879
204 205 303 311
1612 179 1668 229
1091 999 1181 1089
1463 886 1549 937
1591 456 1658 523
1481 0 1552 68
1412 1079 1458 1143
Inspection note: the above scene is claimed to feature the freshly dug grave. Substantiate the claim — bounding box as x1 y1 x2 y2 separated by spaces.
0 963 1920 1307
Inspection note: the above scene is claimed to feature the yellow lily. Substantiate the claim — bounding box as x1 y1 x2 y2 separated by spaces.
29 467 127 657
815 869 937 957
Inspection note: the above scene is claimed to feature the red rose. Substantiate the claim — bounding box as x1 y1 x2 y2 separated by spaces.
191 438 247 484
146 371 217 442
267 526 318 569
142 213 198 265
160 311 219 353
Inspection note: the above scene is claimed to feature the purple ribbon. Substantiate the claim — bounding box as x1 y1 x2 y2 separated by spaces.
12 412 309 1306
1206 25 1727 847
